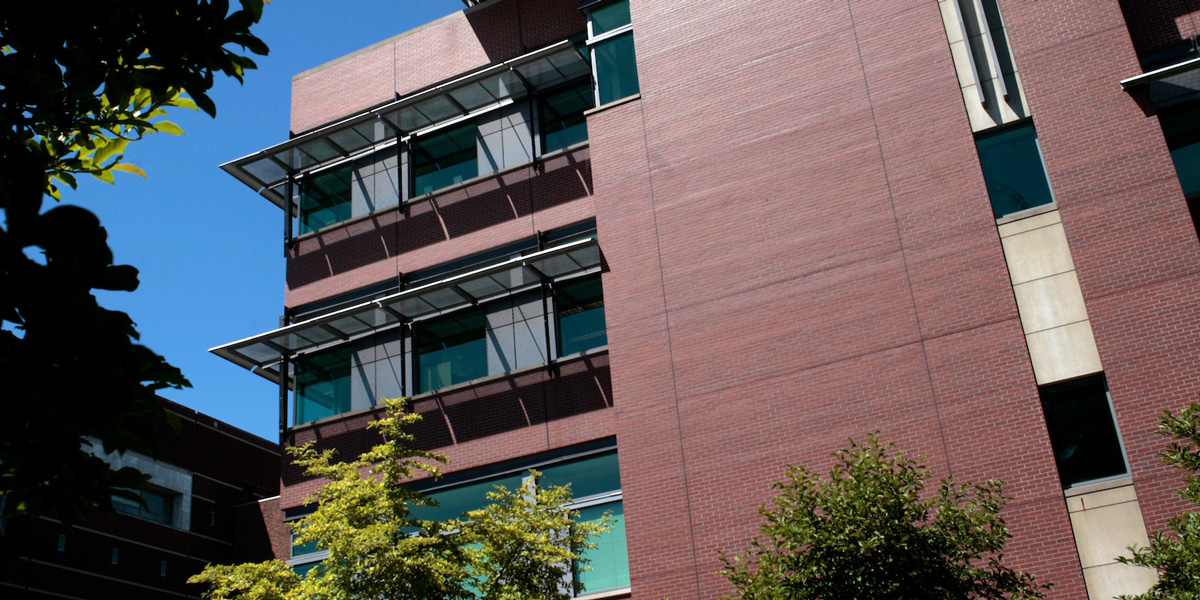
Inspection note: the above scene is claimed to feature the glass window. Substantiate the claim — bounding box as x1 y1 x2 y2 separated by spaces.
592 33 640 106
411 473 525 523
556 276 607 356
293 561 322 577
541 451 621 501
589 0 631 35
113 488 177 526
295 348 352 424
412 121 479 196
291 531 323 558
540 82 594 153
574 501 630 594
299 164 353 234
1039 374 1129 488
415 308 488 393
1159 104 1200 198
975 122 1055 218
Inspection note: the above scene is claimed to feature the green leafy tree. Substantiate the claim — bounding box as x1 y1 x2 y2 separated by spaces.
1118 402 1200 599
719 435 1048 600
190 398 611 600
0 0 268 520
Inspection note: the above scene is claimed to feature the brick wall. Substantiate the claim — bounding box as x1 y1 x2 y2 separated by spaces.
290 0 586 134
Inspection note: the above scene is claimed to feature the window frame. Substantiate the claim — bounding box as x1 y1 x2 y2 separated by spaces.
585 0 638 107
1038 374 1131 489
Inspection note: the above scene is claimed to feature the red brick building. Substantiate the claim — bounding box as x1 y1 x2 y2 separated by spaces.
214 0 1200 597
0 398 281 599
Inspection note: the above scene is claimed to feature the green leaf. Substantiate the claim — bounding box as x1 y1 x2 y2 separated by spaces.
154 121 184 136
111 162 147 178
93 137 130 165
91 168 115 184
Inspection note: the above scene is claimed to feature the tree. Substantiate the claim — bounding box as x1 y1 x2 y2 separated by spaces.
189 398 612 600
0 1 268 521
719 435 1048 600
1117 402 1200 599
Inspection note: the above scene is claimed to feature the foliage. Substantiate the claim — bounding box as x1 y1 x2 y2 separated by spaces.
190 398 611 600
719 435 1048 600
0 0 268 520
1118 402 1200 599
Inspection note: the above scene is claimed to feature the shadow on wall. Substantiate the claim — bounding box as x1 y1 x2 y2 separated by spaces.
281 353 613 488
1118 0 1200 56
463 0 588 61
286 149 593 291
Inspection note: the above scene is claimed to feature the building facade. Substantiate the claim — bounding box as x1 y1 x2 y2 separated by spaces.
0 398 282 599
214 0 1200 598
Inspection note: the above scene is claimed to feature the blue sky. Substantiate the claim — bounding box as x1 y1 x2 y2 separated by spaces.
67 1 466 441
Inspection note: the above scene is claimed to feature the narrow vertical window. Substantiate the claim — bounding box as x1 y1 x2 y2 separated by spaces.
161 560 168 577
556 275 607 356
975 121 1055 218
411 120 479 196
295 347 352 424
540 81 594 154
57 534 66 552
111 548 119 565
414 308 488 393
587 0 640 106
299 164 353 234
1038 374 1129 488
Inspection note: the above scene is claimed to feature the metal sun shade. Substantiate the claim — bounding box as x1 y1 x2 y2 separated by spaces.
1121 57 1200 110
210 237 602 384
220 40 591 210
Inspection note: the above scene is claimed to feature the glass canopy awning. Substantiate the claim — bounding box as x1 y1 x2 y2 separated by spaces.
220 40 591 210
211 237 602 383
1120 57 1200 109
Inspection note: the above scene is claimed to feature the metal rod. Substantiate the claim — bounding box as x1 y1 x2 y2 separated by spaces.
283 175 294 252
277 314 291 445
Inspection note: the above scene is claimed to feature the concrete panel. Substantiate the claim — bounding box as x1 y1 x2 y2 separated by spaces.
375 165 400 210
1001 222 1076 285
487 296 517 328
1083 561 1158 600
513 315 548 368
486 322 516 374
375 354 404 402
1068 485 1138 513
350 358 376 412
502 124 534 167
949 39 976 89
1026 320 1103 385
479 129 504 175
938 0 964 45
998 208 1061 238
352 166 374 216
1013 271 1089 334
1069 496 1150 568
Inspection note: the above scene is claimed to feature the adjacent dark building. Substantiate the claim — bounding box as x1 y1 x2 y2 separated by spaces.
0 398 281 599
213 0 1200 598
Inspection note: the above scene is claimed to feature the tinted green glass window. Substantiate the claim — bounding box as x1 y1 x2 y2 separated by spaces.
412 121 478 196
1160 104 1200 198
415 308 487 393
540 452 620 501
295 348 352 424
575 501 629 593
299 164 353 234
1039 375 1128 488
411 474 525 523
291 531 323 557
975 122 1055 218
593 33 640 105
540 82 594 153
557 276 607 356
113 488 176 526
293 561 322 577
590 0 631 35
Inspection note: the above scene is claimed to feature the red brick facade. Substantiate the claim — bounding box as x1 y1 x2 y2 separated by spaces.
264 1 1200 599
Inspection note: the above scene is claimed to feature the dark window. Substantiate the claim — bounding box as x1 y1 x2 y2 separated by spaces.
299 164 353 234
412 121 478 196
415 308 488 393
556 275 607 356
295 348 352 424
588 0 640 106
1039 375 1129 488
589 0 631 35
975 122 1055 218
540 82 593 153
113 487 177 526
1159 103 1200 199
